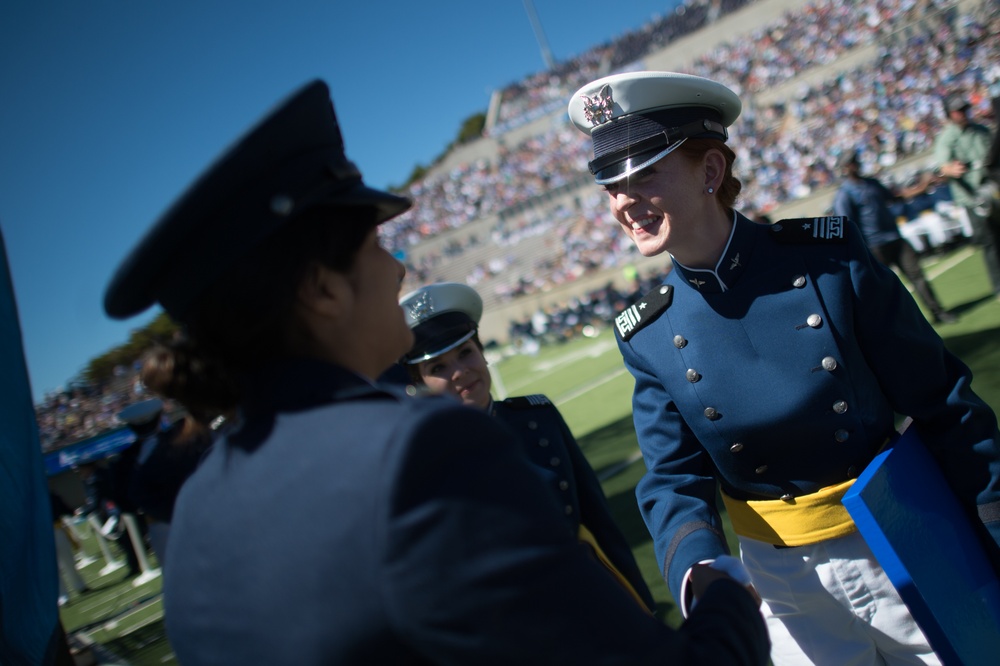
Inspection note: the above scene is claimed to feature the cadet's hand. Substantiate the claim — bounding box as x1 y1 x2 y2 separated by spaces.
939 160 968 178
690 562 762 608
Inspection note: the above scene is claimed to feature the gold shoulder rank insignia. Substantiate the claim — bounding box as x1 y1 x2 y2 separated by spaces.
615 284 673 342
770 216 848 243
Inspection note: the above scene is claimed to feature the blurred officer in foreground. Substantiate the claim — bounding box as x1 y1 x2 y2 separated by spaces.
832 151 956 324
568 70 1000 665
933 92 1000 296
399 282 656 613
103 80 768 665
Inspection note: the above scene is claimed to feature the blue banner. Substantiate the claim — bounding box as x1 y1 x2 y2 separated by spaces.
44 427 136 476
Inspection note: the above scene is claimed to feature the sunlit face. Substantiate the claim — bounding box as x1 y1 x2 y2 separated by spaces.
603 150 708 258
346 228 413 378
417 339 492 409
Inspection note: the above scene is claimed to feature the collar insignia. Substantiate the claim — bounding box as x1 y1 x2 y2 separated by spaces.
581 84 615 127
407 292 434 322
729 252 742 270
689 278 707 289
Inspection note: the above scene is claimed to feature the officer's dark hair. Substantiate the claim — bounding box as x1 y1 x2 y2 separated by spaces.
674 138 742 211
147 205 378 415
405 332 485 385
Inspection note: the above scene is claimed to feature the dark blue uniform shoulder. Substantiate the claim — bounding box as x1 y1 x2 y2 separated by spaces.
614 283 674 342
769 216 849 244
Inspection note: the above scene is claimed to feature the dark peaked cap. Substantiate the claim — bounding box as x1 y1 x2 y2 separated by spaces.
104 80 411 322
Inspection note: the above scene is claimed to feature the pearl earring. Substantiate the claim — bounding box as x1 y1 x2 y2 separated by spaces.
707 187 714 194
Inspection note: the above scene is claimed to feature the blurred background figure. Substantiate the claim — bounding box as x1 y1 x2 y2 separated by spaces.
75 458 144 579
50 491 90 606
833 151 956 324
399 281 656 612
119 372 216 567
934 92 1000 297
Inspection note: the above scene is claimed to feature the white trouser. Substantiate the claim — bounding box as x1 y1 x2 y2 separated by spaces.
739 531 940 666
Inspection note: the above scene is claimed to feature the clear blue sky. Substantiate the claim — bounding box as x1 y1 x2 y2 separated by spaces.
1 0 682 402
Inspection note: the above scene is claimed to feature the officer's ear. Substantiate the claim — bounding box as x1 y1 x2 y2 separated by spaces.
703 148 725 193
295 261 353 321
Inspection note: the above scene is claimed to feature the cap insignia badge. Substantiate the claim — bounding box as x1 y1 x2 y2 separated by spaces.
581 84 615 127
408 291 434 322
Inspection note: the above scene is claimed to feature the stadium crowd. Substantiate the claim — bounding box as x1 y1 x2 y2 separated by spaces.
35 370 144 452
38 0 999 450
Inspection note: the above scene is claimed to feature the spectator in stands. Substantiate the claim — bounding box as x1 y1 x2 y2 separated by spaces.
102 80 769 665
833 151 956 324
569 70 1000 666
399 281 656 614
934 91 1000 297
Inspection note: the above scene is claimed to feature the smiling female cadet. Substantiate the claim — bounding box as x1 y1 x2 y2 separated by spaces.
102 79 769 665
568 70 1000 665
399 281 655 613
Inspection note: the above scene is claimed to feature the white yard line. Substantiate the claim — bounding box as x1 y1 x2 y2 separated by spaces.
555 367 629 404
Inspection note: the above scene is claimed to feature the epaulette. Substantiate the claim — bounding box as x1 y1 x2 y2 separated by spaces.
770 216 849 244
615 284 673 342
501 394 553 410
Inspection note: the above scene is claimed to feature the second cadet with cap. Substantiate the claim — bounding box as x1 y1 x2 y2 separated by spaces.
399 281 655 613
568 70 1000 665
103 78 770 664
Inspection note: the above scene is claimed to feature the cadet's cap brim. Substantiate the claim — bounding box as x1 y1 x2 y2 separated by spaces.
399 283 483 364
568 71 741 184
104 79 411 322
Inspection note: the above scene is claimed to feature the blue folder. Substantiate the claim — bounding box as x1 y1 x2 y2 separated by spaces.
842 425 1000 665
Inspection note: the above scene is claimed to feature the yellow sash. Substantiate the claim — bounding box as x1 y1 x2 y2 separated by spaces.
720 479 858 547
578 524 652 613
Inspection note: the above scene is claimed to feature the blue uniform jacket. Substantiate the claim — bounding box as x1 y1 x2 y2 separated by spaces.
832 176 902 248
164 359 769 665
492 395 655 611
615 212 1000 601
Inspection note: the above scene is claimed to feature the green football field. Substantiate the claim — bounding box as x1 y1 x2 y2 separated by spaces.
59 245 1000 663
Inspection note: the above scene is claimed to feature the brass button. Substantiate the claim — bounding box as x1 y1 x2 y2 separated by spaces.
835 429 850 442
755 465 768 475
674 335 687 349
565 505 573 515
780 494 794 502
559 480 569 491
807 314 823 328
704 407 719 420
659 285 670 295
538 438 549 447
550 457 561 467
833 400 848 414
528 421 538 430
821 356 838 371
730 442 744 453
686 369 701 383
793 275 806 288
